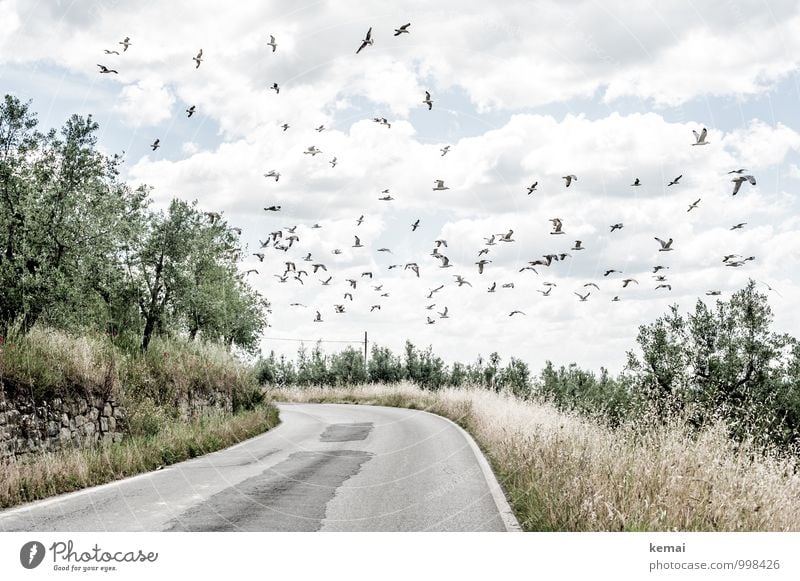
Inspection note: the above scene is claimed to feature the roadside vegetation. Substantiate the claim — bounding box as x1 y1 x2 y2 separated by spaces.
260 283 800 531
0 96 277 508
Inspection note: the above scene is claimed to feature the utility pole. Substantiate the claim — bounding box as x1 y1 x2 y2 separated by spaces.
364 331 368 367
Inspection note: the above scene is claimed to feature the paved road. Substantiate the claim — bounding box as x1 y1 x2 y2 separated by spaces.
0 403 519 531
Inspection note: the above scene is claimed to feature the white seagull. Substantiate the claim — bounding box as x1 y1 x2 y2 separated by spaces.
692 128 709 146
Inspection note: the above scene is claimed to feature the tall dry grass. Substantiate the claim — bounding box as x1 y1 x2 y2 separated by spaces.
270 383 800 531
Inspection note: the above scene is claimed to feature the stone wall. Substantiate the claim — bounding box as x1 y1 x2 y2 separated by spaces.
0 391 124 461
0 387 235 461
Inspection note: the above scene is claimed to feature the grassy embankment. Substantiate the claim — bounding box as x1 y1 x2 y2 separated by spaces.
0 326 278 509
270 383 800 532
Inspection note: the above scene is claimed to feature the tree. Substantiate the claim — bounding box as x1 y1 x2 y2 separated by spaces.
0 95 147 334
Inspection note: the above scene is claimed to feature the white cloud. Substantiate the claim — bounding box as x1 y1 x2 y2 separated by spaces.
113 79 175 127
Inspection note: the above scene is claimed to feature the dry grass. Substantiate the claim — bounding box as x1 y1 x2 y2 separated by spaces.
0 405 279 509
0 326 118 398
269 383 800 531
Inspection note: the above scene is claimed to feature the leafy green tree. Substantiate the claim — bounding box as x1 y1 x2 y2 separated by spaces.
0 95 147 334
368 345 404 383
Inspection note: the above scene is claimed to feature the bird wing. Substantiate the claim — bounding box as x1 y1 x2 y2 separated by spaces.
356 40 367 54
654 237 666 247
699 128 707 141
731 180 742 196
746 175 757 185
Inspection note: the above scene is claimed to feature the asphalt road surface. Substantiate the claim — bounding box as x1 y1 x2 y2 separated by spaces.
0 403 519 532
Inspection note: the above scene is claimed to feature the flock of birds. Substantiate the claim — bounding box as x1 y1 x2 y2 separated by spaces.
95 24 779 326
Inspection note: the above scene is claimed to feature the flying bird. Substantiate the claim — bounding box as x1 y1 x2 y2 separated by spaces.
687 198 701 212
631 178 641 186
610 223 623 232
353 236 363 248
427 285 444 298
423 90 433 110
562 174 577 187
271 82 280 94
411 219 420 231
549 218 565 235
656 284 672 291
103 49 120 55
440 145 451 156
454 275 472 287
526 182 538 195
655 237 674 251
394 23 411 36
186 105 196 117
264 170 280 181
356 27 373 54
575 292 591 302
509 310 526 317
119 37 131 51
692 128 709 145
730 222 747 230
668 175 682 186
731 175 756 196
150 139 160 150
264 205 281 211
571 240 584 251
97 64 118 74
193 49 203 68
267 35 277 52
433 179 449 191
304 146 321 156
621 278 639 288
329 157 337 168
476 259 491 274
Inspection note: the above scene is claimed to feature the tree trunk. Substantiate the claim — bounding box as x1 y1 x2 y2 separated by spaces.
140 251 164 351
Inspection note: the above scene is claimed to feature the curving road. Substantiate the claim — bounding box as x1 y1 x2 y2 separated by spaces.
0 403 519 532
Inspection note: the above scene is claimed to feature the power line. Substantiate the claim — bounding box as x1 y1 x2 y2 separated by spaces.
262 336 363 344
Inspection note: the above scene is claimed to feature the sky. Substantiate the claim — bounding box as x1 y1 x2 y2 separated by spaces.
1 0 799 373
